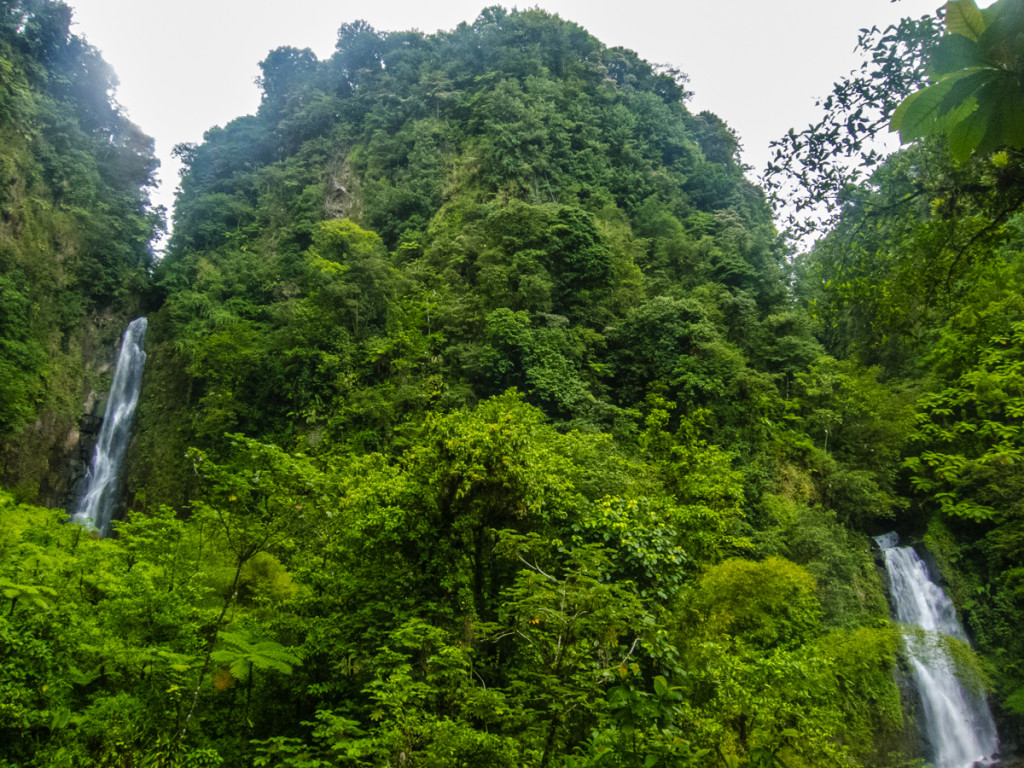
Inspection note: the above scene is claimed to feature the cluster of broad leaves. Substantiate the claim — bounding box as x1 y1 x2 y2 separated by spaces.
890 0 1024 162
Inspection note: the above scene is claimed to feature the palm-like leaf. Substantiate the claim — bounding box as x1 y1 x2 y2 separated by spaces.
211 630 300 681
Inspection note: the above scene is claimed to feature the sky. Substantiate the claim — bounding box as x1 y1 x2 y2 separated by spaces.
66 0 942 237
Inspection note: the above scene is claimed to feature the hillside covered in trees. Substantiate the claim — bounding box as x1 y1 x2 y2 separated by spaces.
1 1 1023 766
0 0 160 503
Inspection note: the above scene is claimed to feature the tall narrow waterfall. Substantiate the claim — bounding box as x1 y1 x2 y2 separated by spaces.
72 317 147 537
876 532 999 768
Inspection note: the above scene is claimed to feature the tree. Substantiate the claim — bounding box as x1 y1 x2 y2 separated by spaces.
494 534 649 768
891 0 1024 162
211 629 300 729
305 219 394 338
177 437 325 742
672 557 860 767
764 15 939 235
904 320 1024 521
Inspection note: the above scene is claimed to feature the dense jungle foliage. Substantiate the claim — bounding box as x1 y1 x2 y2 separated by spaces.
1 0 1023 766
0 0 160 498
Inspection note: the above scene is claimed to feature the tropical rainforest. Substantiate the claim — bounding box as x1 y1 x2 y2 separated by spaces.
1 0 1023 765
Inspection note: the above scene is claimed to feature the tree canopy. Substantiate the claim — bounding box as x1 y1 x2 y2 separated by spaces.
2 2 1022 767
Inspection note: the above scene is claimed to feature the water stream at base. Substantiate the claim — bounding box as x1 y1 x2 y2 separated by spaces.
71 317 147 537
876 532 999 768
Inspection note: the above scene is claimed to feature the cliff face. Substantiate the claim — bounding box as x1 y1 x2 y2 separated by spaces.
0 1 159 503
0 314 110 506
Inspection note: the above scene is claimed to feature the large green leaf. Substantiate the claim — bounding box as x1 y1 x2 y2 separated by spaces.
931 33 983 75
986 75 1024 151
891 88 935 141
937 69 989 118
946 94 991 161
890 70 981 142
944 0 987 42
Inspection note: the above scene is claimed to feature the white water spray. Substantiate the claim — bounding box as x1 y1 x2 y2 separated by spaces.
876 532 998 768
72 317 147 537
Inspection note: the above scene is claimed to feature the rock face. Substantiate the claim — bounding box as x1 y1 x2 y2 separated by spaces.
0 314 128 509
62 406 105 511
1 411 79 506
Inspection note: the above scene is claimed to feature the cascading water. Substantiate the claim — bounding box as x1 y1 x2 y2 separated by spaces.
72 317 147 537
876 532 999 768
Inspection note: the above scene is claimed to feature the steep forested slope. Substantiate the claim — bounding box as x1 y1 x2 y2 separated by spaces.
138 9 794 478
0 0 160 501
1 5 988 768
800 100 1024 753
774 0 1024 748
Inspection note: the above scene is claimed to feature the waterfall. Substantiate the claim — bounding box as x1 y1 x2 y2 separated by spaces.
72 317 148 537
876 532 999 768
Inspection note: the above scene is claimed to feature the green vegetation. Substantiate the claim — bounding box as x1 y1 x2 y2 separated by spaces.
771 0 1024 746
0 0 161 499
2 1 1023 766
891 0 1024 161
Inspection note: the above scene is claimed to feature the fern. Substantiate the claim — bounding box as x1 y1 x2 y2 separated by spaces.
211 630 301 681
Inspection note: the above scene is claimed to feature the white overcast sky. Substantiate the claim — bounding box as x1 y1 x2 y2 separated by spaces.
66 0 942 235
